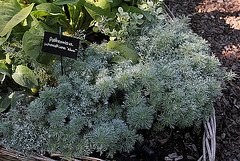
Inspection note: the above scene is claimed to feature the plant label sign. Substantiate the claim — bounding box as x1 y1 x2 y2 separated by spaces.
42 32 79 59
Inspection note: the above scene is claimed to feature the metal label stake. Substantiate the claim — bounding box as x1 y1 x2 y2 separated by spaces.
59 26 64 75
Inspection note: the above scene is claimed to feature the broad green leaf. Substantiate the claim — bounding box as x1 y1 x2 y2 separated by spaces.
110 55 126 63
45 16 62 31
0 31 12 46
11 22 30 41
31 11 52 18
0 63 11 77
79 9 93 30
129 6 143 14
107 41 139 64
84 0 111 20
22 22 56 64
142 11 154 21
54 0 80 5
0 49 5 60
11 91 34 109
0 88 13 113
66 0 91 32
68 1 84 26
0 48 5 63
22 31 54 64
109 0 122 7
31 0 47 4
29 21 56 35
12 65 38 89
35 3 64 14
23 31 42 60
0 3 34 37
118 2 130 12
30 14 39 27
0 0 21 35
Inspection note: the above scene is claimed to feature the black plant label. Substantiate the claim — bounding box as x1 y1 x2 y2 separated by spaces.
42 32 79 59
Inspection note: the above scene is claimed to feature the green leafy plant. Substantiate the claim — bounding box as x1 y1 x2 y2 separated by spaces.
0 0 34 40
0 0 155 64
107 40 139 64
0 0 226 160
12 65 38 89
93 7 144 40
92 1 164 40
0 40 52 112
0 15 224 159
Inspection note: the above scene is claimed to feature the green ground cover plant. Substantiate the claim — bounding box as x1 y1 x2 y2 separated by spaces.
0 40 53 112
0 0 227 159
0 0 152 113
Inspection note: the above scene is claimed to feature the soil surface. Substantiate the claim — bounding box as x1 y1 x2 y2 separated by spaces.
161 0 240 160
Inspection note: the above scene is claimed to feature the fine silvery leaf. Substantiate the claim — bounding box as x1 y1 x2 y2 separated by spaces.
12 65 38 89
0 2 34 37
0 88 13 113
127 105 155 130
0 63 11 78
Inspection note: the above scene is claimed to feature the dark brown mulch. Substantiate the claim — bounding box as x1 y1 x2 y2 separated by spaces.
163 0 240 160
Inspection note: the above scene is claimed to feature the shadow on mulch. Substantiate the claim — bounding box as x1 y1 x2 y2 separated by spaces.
164 0 240 160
